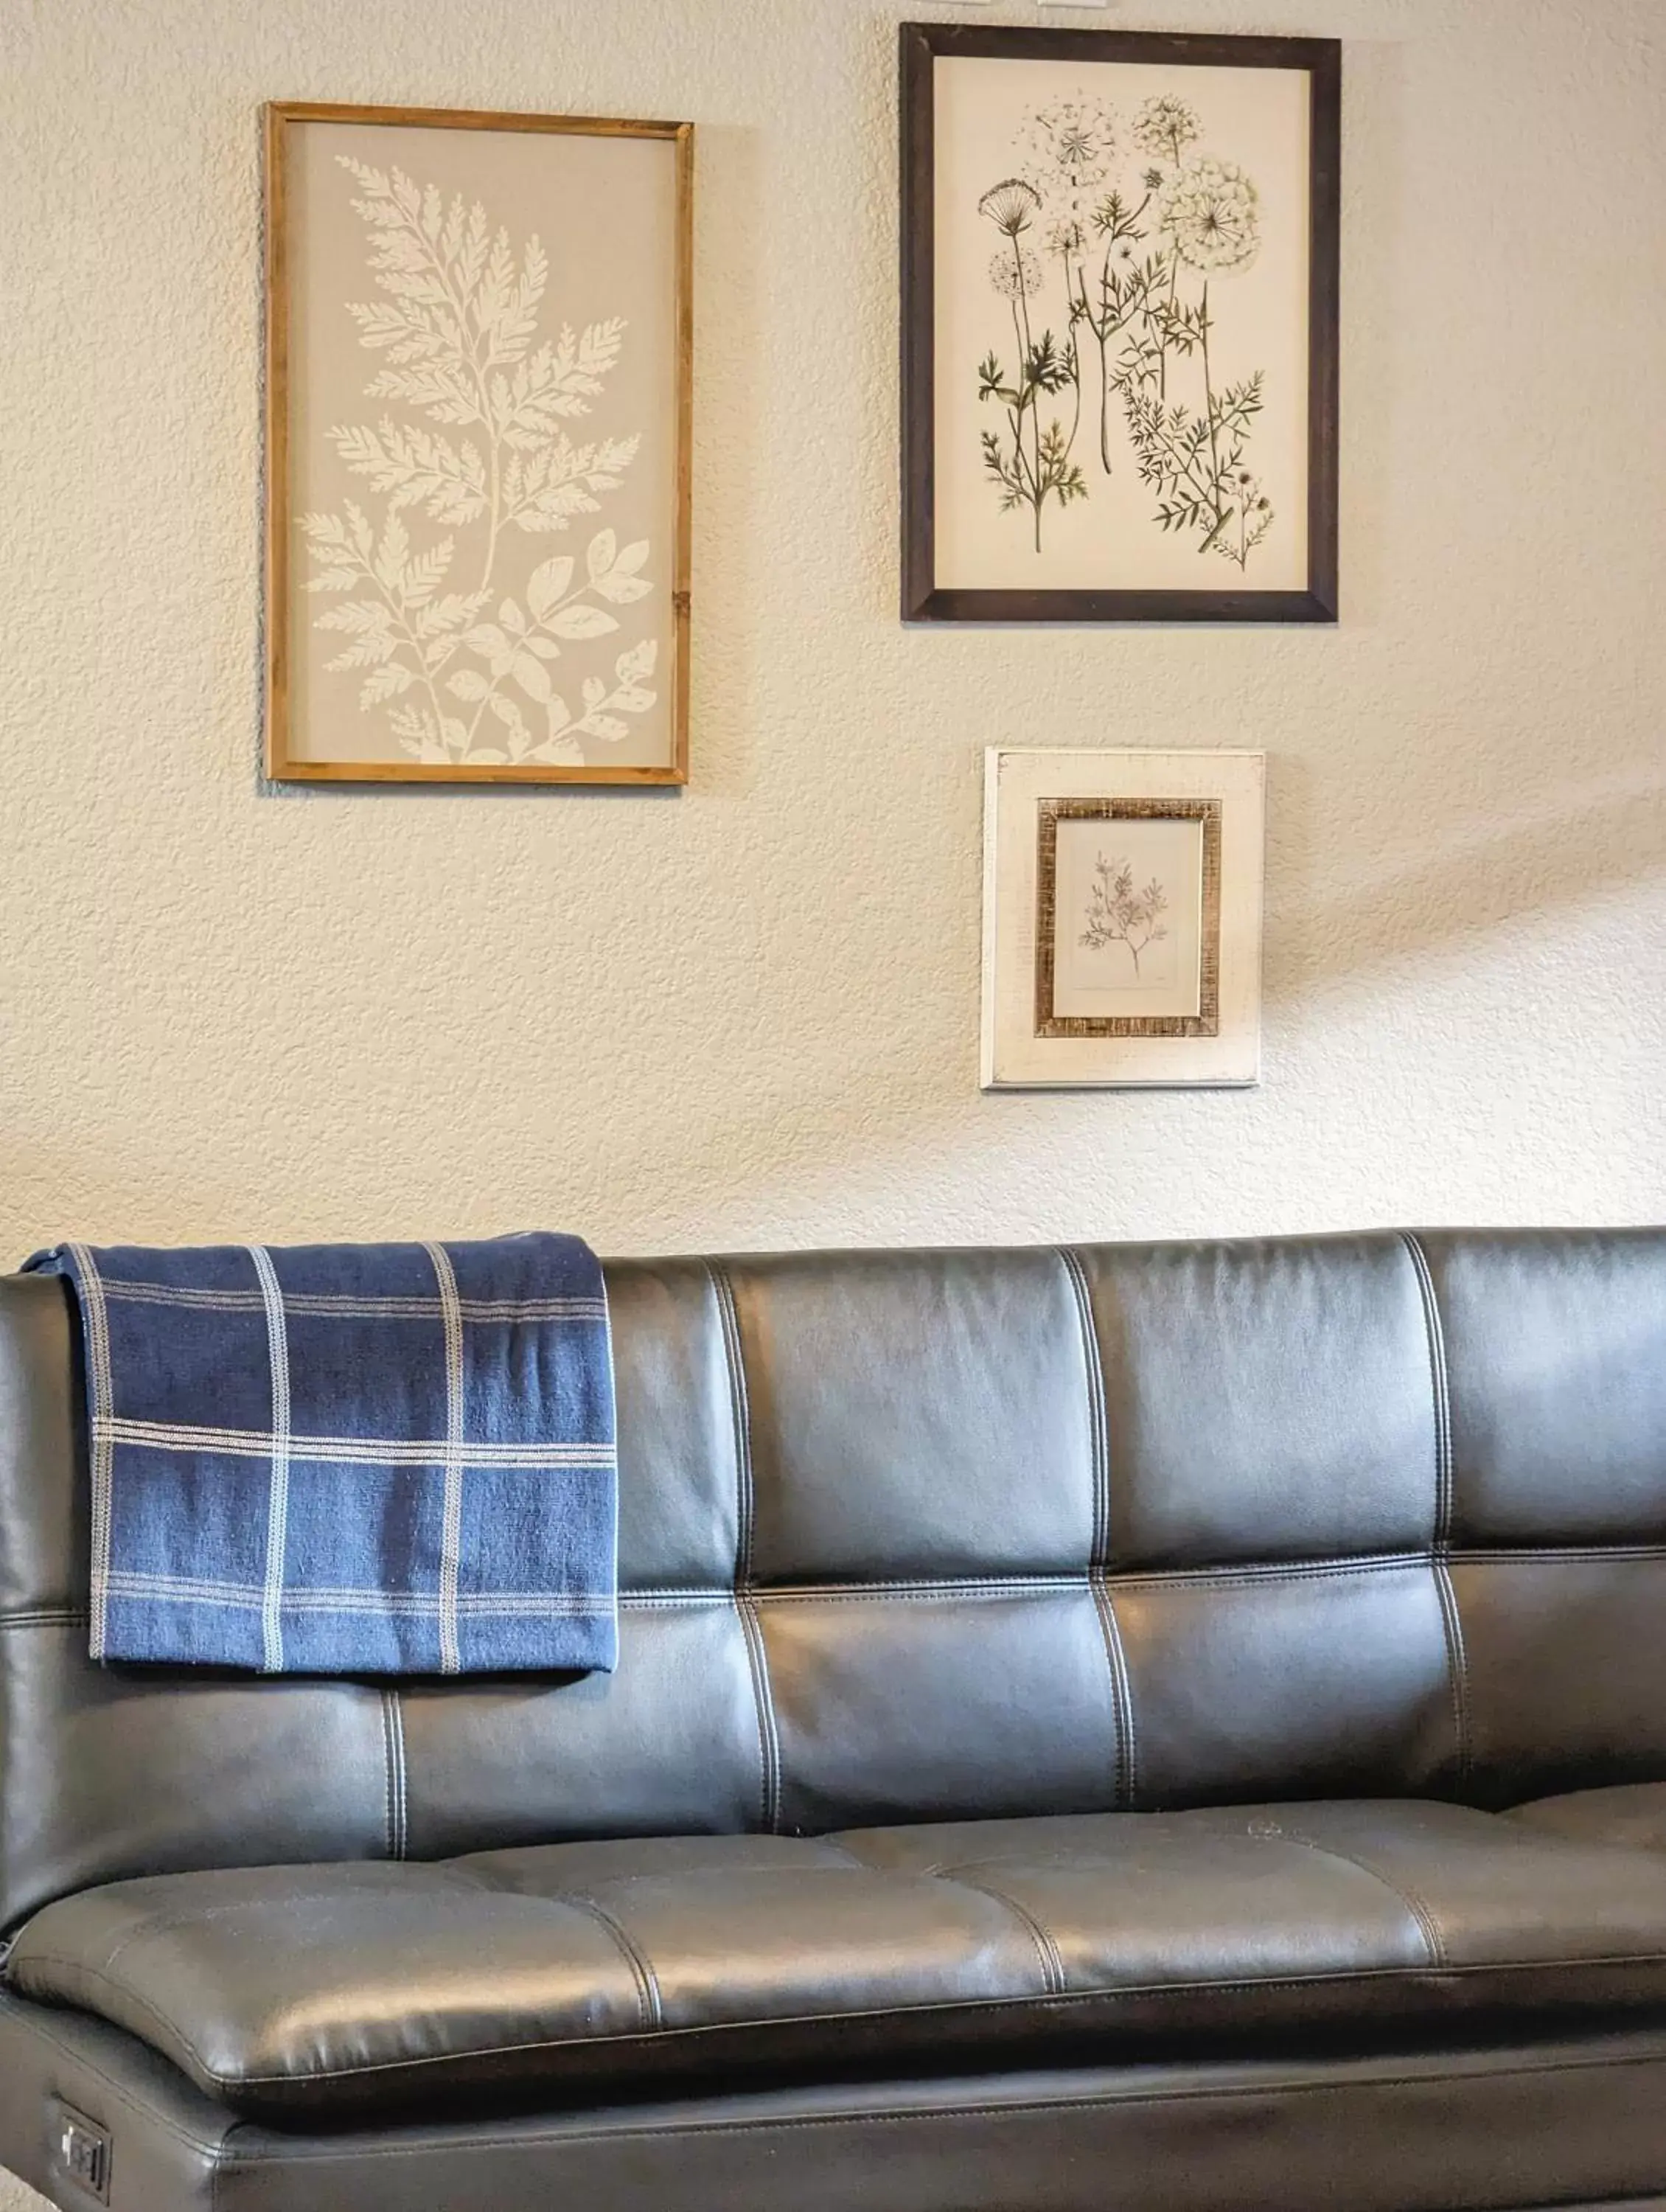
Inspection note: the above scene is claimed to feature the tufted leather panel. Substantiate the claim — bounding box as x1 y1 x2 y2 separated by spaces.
720 1248 1097 1582
17 1798 1666 2123
1073 1234 1441 1568
2 1228 1665 1934
1413 1231 1666 1806
1416 1231 1666 1548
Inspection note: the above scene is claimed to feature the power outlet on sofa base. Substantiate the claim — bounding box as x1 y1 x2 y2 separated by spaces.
50 2100 111 2203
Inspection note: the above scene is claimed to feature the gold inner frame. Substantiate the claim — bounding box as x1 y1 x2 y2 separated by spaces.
1034 798 1223 1039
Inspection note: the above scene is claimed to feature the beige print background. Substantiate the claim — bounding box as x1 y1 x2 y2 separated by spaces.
288 119 678 768
933 55 1311 591
1053 816 1204 1018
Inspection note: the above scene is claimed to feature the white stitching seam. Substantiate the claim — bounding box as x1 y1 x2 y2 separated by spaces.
1057 1247 1138 1810
707 1262 782 1834
378 1694 396 1859
1401 1233 1471 1784
379 1689 408 1860
9 1548 1663 1636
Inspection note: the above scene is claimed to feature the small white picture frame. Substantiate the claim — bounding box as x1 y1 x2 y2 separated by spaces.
981 747 1265 1088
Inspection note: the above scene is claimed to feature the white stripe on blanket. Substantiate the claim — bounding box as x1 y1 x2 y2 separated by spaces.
105 1571 615 1617
98 1282 607 1322
248 1244 293 1673
94 1418 613 1469
425 1239 467 1674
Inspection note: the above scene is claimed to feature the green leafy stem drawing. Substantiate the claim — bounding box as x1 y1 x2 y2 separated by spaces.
976 184 1087 552
300 158 658 766
974 94 1275 567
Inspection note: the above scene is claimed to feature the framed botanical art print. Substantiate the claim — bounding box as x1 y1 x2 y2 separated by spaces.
265 103 692 785
901 26 1339 623
983 748 1265 1087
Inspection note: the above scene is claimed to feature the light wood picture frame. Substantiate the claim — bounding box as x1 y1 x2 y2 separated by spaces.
983 748 1265 1088
902 24 1339 624
265 102 693 785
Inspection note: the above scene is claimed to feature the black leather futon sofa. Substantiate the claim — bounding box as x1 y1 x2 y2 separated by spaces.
3 1225 1666 2211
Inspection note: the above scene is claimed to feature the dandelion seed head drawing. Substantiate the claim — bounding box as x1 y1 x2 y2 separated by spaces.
1158 156 1261 274
1022 100 1118 193
1132 95 1201 163
989 246 1045 299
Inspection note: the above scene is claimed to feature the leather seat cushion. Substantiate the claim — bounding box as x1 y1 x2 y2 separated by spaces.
12 1798 1666 2124
1508 1784 1666 1852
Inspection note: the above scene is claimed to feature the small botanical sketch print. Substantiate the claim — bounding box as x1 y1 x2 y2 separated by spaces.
1041 805 1214 1032
1078 848 1176 984
980 751 1263 1090
267 105 691 784
902 28 1339 622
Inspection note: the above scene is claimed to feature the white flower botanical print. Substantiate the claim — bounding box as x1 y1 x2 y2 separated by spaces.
973 86 1275 567
1159 157 1261 274
1022 100 1118 195
1131 95 1201 164
299 159 659 766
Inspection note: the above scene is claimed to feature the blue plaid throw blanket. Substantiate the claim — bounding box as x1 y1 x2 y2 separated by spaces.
24 1234 617 1677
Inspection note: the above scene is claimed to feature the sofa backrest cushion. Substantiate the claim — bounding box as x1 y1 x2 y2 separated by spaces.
1 1227 1662 1933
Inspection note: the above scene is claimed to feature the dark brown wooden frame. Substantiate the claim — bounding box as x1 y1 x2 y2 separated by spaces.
1034 797 1221 1038
265 102 694 785
899 24 1339 625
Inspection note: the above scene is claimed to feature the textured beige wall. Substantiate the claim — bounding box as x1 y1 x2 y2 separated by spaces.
0 10 1662 2197
1 0 1663 1283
